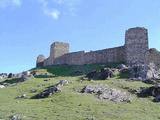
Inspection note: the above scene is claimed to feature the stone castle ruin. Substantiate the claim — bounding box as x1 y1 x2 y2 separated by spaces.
36 27 160 68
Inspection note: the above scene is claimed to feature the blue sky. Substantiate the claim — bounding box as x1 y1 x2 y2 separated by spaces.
0 0 160 73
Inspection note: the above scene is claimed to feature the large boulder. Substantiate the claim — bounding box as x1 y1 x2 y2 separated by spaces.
86 68 116 80
0 85 5 88
8 73 13 78
137 84 160 102
130 63 160 81
81 85 131 103
0 73 8 79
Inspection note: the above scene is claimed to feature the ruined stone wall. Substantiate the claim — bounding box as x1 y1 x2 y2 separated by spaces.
125 27 149 65
55 51 85 65
84 46 125 64
146 48 160 69
38 27 160 67
49 46 125 65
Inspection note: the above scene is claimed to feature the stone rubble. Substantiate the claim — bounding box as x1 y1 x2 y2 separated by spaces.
137 84 160 102
86 68 118 80
81 85 131 103
32 80 69 99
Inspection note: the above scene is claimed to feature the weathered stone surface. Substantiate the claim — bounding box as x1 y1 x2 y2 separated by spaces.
0 85 5 88
57 80 69 86
86 68 116 80
81 85 131 103
137 84 160 102
125 27 149 65
117 64 128 70
16 94 27 99
146 48 160 69
36 54 45 67
10 114 22 120
32 80 69 99
37 27 160 70
130 63 160 81
8 73 13 78
0 73 8 79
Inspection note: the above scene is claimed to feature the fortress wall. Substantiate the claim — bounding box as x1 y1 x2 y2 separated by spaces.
84 46 125 64
49 46 126 65
146 48 160 69
63 51 85 65
38 27 159 68
43 57 52 66
52 51 85 65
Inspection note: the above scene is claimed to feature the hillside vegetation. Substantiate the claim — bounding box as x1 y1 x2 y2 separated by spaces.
0 64 160 120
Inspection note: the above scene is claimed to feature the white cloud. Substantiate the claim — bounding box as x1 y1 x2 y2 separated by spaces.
0 0 22 8
39 0 61 20
38 0 82 20
44 9 61 20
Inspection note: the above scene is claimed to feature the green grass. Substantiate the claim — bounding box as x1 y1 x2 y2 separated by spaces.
0 64 160 120
34 63 123 77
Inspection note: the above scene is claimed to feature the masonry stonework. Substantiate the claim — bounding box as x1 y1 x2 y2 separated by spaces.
36 55 45 67
145 48 160 68
125 27 149 65
36 27 160 68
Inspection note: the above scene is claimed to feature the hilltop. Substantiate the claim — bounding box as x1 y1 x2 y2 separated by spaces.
0 64 160 120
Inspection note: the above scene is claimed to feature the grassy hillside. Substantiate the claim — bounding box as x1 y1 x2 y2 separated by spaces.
0 64 160 120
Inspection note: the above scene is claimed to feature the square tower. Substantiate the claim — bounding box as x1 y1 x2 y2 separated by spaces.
49 42 69 64
125 27 149 65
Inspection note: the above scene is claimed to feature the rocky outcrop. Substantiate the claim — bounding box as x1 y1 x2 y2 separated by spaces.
32 80 69 99
86 68 118 80
137 84 160 102
81 85 131 103
130 63 160 82
0 73 8 79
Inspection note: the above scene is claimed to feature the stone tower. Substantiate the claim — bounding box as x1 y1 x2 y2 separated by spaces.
49 42 69 64
125 27 149 65
36 54 45 67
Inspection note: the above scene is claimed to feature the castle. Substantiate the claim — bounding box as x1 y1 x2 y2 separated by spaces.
36 27 160 68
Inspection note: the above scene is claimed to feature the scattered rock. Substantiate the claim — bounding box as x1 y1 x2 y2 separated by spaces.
32 80 69 99
0 73 8 79
30 89 37 93
137 84 160 102
0 85 5 88
32 86 61 99
57 80 69 86
117 64 128 70
81 85 131 103
86 68 116 80
44 79 49 82
10 115 22 120
18 71 33 82
130 63 160 82
16 94 27 99
8 73 13 78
